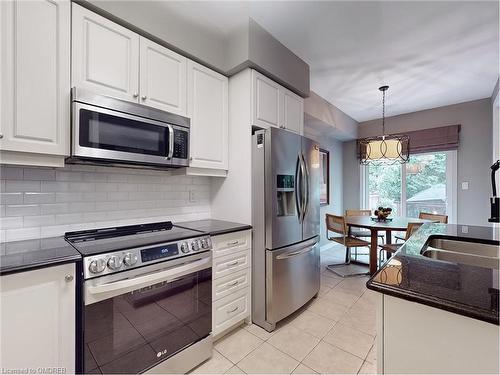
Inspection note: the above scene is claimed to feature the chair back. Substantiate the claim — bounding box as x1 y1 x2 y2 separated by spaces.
405 222 423 240
418 212 448 224
325 214 347 237
345 209 371 217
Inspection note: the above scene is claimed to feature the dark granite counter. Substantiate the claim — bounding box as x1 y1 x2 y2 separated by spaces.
176 219 252 236
367 223 500 325
0 237 81 275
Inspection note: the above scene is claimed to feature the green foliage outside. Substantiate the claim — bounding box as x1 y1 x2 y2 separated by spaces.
368 153 447 216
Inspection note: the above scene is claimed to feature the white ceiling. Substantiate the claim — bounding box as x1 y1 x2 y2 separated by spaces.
151 1 499 122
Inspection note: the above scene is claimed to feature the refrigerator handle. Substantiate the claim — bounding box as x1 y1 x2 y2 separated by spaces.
302 153 310 220
295 154 303 222
299 153 307 222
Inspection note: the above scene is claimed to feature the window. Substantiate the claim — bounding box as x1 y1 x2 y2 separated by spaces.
362 151 457 222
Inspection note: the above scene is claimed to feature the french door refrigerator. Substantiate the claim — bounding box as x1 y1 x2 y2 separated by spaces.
252 127 320 332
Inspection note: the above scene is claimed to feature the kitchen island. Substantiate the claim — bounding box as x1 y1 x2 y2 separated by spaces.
367 223 499 374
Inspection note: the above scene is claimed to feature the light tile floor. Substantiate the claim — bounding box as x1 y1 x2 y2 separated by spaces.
192 245 377 375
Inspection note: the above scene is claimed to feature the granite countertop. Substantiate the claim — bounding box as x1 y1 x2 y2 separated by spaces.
0 237 81 275
367 223 500 325
176 219 252 236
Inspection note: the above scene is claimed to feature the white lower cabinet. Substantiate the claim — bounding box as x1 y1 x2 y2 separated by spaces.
377 294 499 374
212 230 252 337
0 263 76 372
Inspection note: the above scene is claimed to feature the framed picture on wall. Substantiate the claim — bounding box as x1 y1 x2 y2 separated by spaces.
319 149 330 205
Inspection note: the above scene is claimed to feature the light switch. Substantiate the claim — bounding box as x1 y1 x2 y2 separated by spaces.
461 181 469 190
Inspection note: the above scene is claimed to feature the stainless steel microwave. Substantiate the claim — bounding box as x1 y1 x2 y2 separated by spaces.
67 88 190 169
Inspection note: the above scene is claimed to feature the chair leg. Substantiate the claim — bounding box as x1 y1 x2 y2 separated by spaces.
327 246 369 278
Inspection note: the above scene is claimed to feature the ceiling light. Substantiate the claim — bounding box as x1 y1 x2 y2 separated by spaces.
358 86 409 165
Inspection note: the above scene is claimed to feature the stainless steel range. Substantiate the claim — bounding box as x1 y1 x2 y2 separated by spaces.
65 221 212 374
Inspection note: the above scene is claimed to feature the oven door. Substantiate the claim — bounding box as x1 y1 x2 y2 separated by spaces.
83 253 211 374
72 102 189 167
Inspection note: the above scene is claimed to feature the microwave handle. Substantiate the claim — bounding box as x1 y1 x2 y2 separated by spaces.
167 124 174 160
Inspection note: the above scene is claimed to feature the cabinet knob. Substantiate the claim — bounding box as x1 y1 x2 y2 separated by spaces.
133 93 138 98
65 274 74 282
141 95 147 100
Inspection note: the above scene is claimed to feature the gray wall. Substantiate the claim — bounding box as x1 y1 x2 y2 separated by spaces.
343 98 493 226
342 141 360 212
304 134 344 248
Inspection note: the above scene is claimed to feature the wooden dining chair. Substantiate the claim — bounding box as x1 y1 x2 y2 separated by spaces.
380 222 423 266
395 212 448 242
325 214 371 277
345 209 385 244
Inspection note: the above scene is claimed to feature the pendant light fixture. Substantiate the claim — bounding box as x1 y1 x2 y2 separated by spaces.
358 86 409 165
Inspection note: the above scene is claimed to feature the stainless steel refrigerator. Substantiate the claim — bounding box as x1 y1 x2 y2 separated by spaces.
252 127 320 332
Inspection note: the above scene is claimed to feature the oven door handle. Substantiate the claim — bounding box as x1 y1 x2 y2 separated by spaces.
85 255 210 304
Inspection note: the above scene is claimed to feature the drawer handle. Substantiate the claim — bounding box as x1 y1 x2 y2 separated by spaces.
227 280 239 287
227 261 239 267
227 306 239 314
227 241 239 246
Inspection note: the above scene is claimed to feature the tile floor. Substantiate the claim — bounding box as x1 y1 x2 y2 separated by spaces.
191 245 377 374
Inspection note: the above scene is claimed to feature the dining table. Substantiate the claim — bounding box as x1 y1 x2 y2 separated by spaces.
344 216 433 275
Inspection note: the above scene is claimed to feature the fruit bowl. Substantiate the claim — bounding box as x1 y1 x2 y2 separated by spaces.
372 207 393 222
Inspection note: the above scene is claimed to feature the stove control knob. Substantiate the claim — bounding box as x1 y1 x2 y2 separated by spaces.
107 255 123 270
180 242 189 253
191 240 200 251
201 238 209 249
89 258 106 274
123 252 138 266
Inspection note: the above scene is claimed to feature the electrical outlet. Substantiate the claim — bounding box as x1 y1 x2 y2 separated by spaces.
461 181 469 190
189 190 197 203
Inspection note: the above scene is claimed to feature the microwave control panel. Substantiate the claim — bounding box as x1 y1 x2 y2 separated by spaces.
173 129 189 159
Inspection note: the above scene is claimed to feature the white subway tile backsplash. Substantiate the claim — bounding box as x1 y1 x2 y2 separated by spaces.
1 193 23 204
0 165 211 242
24 192 56 204
23 168 56 181
40 203 70 215
5 180 41 192
5 227 41 242
0 167 24 180
23 215 56 228
6 204 40 217
0 217 24 229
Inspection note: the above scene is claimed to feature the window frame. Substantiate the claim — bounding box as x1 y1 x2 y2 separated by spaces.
360 150 457 223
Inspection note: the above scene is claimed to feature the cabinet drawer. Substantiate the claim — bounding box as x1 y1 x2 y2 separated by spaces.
213 268 250 301
213 249 251 280
212 230 251 258
213 287 250 335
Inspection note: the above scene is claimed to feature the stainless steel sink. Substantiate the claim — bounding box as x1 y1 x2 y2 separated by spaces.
422 237 500 269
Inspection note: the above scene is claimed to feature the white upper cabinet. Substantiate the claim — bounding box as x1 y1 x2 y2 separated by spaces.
72 3 140 102
252 70 281 128
0 263 75 372
251 70 304 135
140 37 187 115
187 61 228 170
0 0 70 164
281 88 304 134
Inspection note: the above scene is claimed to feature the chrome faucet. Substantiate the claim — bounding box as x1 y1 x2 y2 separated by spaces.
489 160 500 223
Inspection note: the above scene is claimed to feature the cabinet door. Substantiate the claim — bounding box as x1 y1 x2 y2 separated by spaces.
252 70 280 128
0 263 75 371
140 37 187 115
187 61 228 169
0 0 70 156
72 4 139 101
281 88 304 135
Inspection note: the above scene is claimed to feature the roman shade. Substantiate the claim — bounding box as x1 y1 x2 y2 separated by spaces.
358 124 460 159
